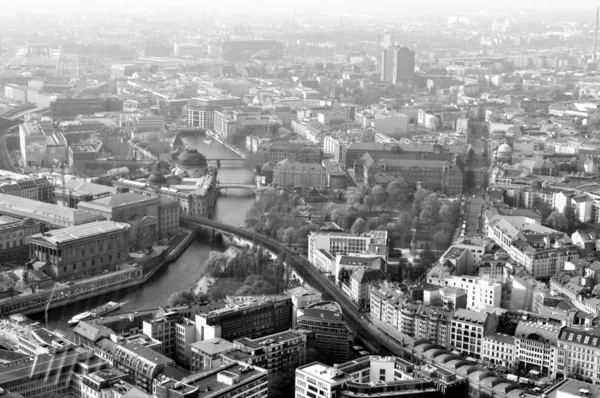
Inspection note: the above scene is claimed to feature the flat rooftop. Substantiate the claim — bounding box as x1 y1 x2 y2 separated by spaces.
298 363 351 384
182 363 266 398
235 329 307 350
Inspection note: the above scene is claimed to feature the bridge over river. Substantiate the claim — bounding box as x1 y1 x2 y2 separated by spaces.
179 215 415 358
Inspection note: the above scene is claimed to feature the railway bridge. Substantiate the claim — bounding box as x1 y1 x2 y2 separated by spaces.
179 214 414 357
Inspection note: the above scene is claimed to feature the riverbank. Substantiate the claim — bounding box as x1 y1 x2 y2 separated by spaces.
205 130 249 160
192 246 241 296
0 229 196 317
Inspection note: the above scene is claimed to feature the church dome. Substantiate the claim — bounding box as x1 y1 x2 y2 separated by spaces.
261 162 274 173
147 173 168 186
497 143 513 154
178 148 207 168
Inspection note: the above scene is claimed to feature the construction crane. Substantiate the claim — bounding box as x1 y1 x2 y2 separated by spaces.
45 282 62 328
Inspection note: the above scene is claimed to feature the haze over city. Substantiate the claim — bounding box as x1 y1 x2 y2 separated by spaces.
1 1 600 398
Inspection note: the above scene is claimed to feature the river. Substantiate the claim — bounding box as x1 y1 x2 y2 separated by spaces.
35 135 256 334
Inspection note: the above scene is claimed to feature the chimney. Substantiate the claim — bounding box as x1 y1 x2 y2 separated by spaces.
594 7 599 62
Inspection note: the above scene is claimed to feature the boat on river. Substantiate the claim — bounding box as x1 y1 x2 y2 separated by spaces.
68 301 126 325
203 139 212 144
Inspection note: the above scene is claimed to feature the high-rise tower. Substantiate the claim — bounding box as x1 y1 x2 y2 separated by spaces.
392 46 415 84
594 7 599 62
380 31 395 82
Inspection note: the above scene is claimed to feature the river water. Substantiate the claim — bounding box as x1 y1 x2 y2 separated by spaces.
35 135 256 334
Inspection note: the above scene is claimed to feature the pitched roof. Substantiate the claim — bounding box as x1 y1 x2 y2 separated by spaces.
350 267 386 284
73 321 115 343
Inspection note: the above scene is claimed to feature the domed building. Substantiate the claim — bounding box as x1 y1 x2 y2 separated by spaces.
261 162 274 184
147 173 168 187
176 148 208 178
495 143 513 164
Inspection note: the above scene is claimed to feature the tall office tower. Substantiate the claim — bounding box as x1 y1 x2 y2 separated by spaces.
380 31 395 82
392 46 416 84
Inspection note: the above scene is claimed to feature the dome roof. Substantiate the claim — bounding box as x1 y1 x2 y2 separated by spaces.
497 143 513 154
178 148 207 168
261 162 273 172
147 173 168 185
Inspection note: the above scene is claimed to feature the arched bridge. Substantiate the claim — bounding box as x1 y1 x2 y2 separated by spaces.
179 215 411 357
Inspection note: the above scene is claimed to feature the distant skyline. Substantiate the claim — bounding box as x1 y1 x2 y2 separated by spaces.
5 0 600 13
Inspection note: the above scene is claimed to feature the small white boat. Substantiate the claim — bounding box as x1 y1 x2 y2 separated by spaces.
203 139 212 144
68 301 126 326
68 311 92 326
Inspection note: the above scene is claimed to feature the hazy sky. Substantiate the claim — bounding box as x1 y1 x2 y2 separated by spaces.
5 0 600 11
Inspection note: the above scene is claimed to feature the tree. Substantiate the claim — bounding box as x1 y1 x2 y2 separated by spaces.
167 291 196 307
289 194 301 209
280 227 296 244
268 369 295 398
0 272 18 299
346 193 362 205
22 270 40 294
420 246 437 268
371 185 386 206
364 195 375 211
545 211 569 232
366 217 380 231
413 189 432 214
434 222 454 235
432 230 451 252
342 213 358 231
350 218 367 235
396 212 413 230
204 251 230 276
331 208 345 226
533 200 553 220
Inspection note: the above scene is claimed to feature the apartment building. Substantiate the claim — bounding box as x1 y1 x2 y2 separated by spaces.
413 306 454 347
450 309 499 357
438 275 501 311
231 329 310 373
482 334 515 367
113 342 175 392
368 286 405 330
550 271 600 316
349 267 387 310
398 300 422 337
488 216 579 278
0 177 53 202
308 230 388 267
429 236 494 280
194 295 293 342
142 312 195 366
514 322 560 378
29 220 130 281
556 327 600 383
184 96 243 129
190 338 235 372
297 301 349 365
155 362 268 398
